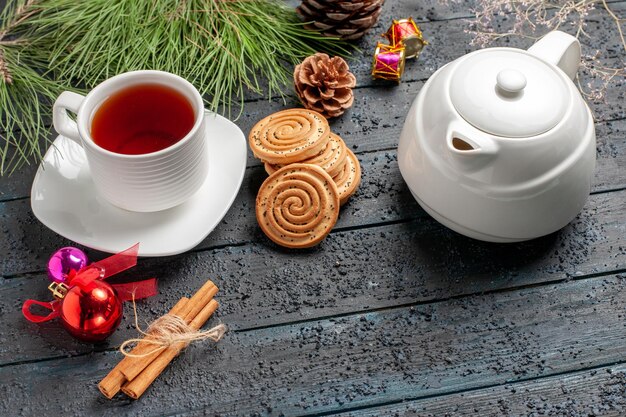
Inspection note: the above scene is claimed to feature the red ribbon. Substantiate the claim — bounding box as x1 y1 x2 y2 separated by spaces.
22 244 157 323
22 299 61 323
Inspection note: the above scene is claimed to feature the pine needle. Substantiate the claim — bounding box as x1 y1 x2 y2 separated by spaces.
0 0 351 175
0 0 64 175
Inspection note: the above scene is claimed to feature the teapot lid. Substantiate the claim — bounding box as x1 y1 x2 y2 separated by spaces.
450 49 570 138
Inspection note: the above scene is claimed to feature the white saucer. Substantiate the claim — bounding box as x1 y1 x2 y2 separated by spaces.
31 111 247 256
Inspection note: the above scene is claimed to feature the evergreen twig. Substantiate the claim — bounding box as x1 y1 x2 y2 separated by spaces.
0 0 350 175
0 0 64 175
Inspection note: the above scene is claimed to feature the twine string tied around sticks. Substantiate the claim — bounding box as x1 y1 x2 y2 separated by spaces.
120 297 226 358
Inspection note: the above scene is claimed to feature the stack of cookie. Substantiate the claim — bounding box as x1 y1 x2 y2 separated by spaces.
249 108 361 248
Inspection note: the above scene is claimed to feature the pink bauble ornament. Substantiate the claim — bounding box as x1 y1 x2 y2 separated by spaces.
47 247 89 283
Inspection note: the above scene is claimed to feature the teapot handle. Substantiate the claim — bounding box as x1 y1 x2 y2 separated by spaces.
527 31 581 80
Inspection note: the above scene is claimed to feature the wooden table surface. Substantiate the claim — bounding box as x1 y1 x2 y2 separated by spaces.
1 1 625 416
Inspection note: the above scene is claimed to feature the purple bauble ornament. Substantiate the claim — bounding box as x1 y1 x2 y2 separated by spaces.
47 247 89 283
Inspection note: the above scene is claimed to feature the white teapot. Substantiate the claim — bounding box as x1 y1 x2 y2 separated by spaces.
397 31 596 242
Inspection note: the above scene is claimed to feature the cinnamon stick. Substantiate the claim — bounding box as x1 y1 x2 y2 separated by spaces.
176 280 217 322
122 280 216 359
121 299 220 400
98 297 189 399
120 283 218 381
97 370 126 400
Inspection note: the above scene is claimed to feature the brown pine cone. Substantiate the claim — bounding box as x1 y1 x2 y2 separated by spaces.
296 0 385 41
294 53 356 118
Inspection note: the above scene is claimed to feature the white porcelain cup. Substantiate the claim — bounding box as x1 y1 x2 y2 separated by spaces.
52 70 208 212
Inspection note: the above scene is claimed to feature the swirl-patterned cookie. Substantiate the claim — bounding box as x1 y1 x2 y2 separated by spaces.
333 148 361 205
264 162 279 176
264 132 348 178
256 164 340 248
249 109 331 164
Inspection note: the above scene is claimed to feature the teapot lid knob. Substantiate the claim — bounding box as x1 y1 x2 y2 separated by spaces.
496 69 527 94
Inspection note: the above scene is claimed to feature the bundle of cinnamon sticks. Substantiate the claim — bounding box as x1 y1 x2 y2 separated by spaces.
99 279 220 399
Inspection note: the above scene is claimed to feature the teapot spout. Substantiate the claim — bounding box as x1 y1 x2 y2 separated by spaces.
527 31 581 80
446 124 499 172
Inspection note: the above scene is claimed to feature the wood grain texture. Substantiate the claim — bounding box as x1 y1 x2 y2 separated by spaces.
333 364 626 417
1 273 625 416
2 90 625 204
2 114 625 276
0 1 625 416
1 189 625 365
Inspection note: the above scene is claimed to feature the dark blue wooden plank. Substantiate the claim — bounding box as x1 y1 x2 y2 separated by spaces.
0 1 624 416
1 273 625 416
2 113 626 276
333 364 626 417
1 189 625 365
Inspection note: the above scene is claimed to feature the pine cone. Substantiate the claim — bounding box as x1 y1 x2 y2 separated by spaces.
294 53 356 118
296 0 385 41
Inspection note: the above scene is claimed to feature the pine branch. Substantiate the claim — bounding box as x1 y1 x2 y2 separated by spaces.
0 0 65 175
0 49 12 84
0 0 351 175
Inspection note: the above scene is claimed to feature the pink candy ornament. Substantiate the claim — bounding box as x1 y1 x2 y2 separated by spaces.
47 247 89 283
371 43 406 82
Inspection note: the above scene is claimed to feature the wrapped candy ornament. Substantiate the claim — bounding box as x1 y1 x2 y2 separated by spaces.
372 43 406 81
383 17 428 59
372 17 428 82
23 244 157 342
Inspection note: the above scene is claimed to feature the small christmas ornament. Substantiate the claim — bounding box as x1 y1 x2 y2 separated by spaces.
23 244 157 342
372 43 406 81
294 53 356 118
54 272 124 342
296 0 385 40
47 247 89 283
383 17 428 58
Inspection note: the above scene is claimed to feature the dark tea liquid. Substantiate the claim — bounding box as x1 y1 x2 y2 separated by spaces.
91 83 195 155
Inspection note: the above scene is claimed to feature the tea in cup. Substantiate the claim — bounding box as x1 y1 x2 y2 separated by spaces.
52 70 208 212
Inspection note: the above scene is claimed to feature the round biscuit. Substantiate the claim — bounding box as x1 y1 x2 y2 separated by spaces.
256 163 340 248
333 148 361 205
249 109 330 165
